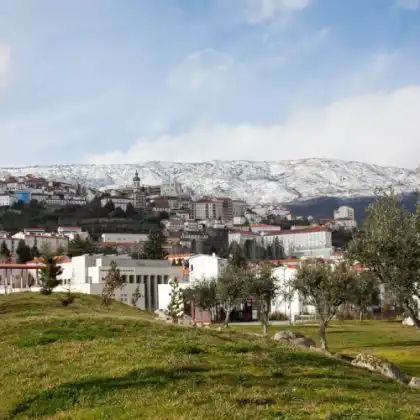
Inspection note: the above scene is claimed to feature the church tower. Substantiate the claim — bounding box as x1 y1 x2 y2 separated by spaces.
133 170 141 190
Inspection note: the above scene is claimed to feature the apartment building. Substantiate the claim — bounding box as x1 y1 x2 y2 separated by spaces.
194 199 223 221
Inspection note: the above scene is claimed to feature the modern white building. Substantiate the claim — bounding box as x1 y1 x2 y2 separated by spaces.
0 194 17 207
232 200 247 217
334 205 355 220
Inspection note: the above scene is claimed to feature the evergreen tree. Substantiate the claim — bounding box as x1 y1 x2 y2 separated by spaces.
38 256 63 295
167 277 185 323
16 239 32 264
126 203 136 217
68 235 96 257
141 230 167 259
272 237 285 259
30 245 40 258
228 241 247 269
101 261 126 306
104 200 116 213
0 241 11 261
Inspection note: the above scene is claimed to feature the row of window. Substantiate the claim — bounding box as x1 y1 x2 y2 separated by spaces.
120 274 170 285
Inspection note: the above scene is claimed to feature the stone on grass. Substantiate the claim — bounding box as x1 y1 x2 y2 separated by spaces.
292 337 315 348
409 377 420 388
351 353 408 384
217 327 222 332
272 331 305 341
402 317 415 326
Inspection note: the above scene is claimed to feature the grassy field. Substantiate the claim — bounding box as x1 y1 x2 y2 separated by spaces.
234 321 420 378
1 294 420 419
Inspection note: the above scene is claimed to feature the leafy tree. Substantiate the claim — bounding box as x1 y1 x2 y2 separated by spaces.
38 256 63 295
142 230 167 259
131 285 142 307
348 271 380 321
184 279 217 321
347 190 420 327
248 263 279 335
112 207 126 218
16 239 32 264
228 241 247 269
292 259 356 351
167 277 185 323
0 241 11 261
68 235 96 257
216 265 249 328
101 261 126 307
54 245 65 257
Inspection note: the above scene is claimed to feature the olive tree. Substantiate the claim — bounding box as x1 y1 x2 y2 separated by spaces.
347 190 420 327
292 259 356 351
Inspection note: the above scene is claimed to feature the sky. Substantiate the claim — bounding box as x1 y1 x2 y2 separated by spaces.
1 0 420 168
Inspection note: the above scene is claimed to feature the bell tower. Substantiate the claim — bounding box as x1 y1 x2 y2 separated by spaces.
133 170 140 190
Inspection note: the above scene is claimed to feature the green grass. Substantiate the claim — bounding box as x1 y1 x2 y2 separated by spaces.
1 294 419 419
234 321 420 377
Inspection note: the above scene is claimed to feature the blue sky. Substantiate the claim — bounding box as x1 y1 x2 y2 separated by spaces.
1 0 420 167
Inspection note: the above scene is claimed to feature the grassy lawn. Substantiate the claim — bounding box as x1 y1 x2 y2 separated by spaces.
233 321 420 377
1 294 419 419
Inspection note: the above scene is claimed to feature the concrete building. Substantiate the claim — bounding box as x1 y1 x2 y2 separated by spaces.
232 200 247 217
161 180 183 197
216 197 233 221
101 233 149 244
194 199 223 221
0 194 17 207
333 205 357 230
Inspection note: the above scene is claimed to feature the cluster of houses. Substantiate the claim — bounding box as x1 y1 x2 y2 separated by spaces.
0 174 88 207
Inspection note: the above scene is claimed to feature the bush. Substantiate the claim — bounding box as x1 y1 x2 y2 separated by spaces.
268 311 289 321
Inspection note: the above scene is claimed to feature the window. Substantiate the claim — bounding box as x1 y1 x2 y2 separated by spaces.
144 275 149 309
121 274 127 284
157 275 162 284
163 275 169 284
136 275 141 284
150 275 156 310
129 275 134 284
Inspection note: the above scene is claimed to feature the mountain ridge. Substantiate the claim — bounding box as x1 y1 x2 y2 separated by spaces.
1 158 419 204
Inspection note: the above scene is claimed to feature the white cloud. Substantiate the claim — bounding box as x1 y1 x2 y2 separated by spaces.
0 43 12 92
166 49 234 94
245 0 310 23
88 85 420 169
395 0 420 10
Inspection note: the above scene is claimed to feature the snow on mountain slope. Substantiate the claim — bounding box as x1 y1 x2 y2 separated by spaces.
0 158 419 204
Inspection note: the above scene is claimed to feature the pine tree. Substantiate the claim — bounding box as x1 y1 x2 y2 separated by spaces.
31 245 40 258
141 230 167 259
101 261 126 306
228 241 247 269
167 277 185 324
0 241 11 261
38 256 63 295
16 239 32 264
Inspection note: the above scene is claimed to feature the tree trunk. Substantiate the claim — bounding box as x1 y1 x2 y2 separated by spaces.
263 321 267 336
405 304 420 329
224 306 231 328
359 309 363 322
319 320 329 351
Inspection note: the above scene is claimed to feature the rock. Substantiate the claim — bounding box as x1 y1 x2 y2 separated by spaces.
154 309 167 319
351 353 408 383
216 327 222 332
292 337 316 348
272 331 305 341
402 317 415 326
409 377 420 388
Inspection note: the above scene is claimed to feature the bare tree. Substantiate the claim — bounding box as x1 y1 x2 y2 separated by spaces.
292 259 356 351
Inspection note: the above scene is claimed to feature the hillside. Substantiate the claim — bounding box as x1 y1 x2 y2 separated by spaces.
0 293 419 419
1 158 419 204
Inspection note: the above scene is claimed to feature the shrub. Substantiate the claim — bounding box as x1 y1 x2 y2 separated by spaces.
268 311 289 321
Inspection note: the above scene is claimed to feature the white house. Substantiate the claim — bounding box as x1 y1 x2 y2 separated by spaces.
271 265 316 319
188 253 228 283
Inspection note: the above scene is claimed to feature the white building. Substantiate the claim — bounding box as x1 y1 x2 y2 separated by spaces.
57 226 90 241
334 205 355 220
161 180 183 197
101 197 134 211
188 253 228 283
101 233 149 244
250 224 282 233
271 265 316 319
0 194 17 207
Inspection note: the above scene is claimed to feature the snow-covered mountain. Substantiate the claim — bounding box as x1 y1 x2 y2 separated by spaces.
1 159 419 204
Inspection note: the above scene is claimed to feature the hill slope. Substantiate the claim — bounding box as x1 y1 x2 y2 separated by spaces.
0 293 419 419
1 158 419 204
